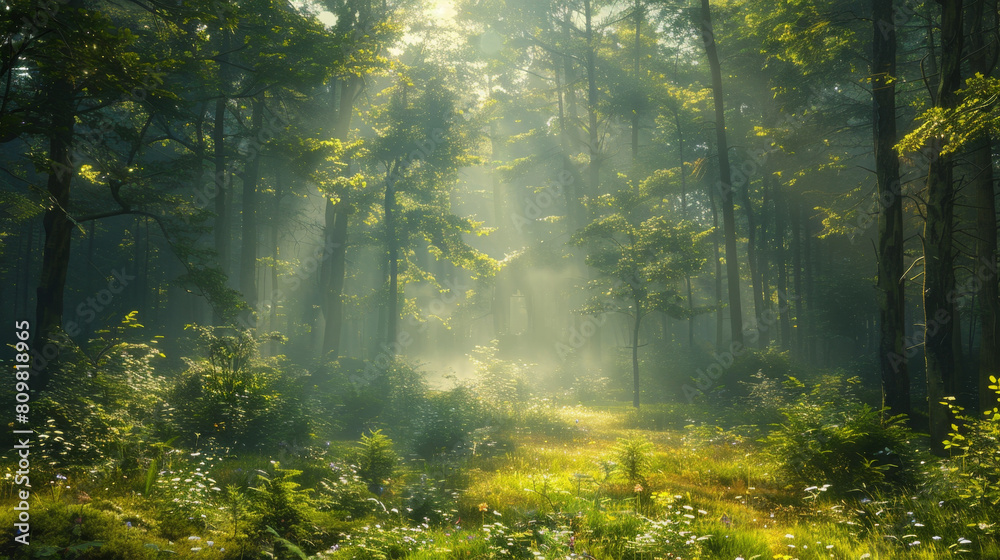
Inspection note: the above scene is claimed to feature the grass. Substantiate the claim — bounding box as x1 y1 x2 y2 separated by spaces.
2 402 997 559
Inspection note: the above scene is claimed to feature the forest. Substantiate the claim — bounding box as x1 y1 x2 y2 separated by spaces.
2 0 1000 558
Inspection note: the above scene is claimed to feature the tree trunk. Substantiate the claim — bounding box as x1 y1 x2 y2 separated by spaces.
213 94 230 285
791 198 803 354
321 77 362 359
632 301 643 409
777 194 792 348
585 0 601 205
744 174 764 348
873 0 910 418
924 0 963 456
700 0 744 345
707 174 724 349
33 78 76 392
970 0 1000 414
676 111 696 348
758 178 772 346
240 97 264 315
631 0 642 162
384 165 399 354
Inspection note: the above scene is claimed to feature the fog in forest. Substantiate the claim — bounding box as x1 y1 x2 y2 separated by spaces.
2 0 1000 558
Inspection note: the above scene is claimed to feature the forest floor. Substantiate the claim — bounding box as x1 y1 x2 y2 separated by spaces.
2 403 995 560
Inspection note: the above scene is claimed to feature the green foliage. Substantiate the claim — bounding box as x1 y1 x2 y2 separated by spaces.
353 430 397 492
169 325 309 450
411 386 484 459
470 343 532 416
943 378 1000 524
612 434 654 485
763 380 922 497
249 464 315 548
29 331 169 487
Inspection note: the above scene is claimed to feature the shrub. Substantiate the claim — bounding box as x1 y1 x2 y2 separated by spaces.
943 378 1000 526
353 430 397 493
168 325 310 451
411 386 483 459
612 434 654 485
763 381 923 497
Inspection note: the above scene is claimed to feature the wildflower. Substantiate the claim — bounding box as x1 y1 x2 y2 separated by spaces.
56 474 67 480
126 522 132 528
478 503 489 512
634 484 644 493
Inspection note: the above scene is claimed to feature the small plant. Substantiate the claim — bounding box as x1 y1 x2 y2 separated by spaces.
354 429 397 493
612 433 654 485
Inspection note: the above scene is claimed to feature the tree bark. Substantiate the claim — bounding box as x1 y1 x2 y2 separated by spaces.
777 194 792 348
320 77 362 359
384 164 399 354
970 0 999 414
239 97 264 314
873 0 910 417
924 0 963 455
791 198 803 354
585 0 601 205
632 300 643 408
33 75 76 392
700 0 744 345
744 170 764 348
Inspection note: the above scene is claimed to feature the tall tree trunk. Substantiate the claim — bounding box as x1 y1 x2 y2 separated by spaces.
677 113 695 348
585 0 601 205
631 0 642 162
873 0 910 417
708 175 724 348
33 77 76 393
321 77 362 359
970 0 1000 414
758 178 772 346
744 175 764 347
700 0 744 344
924 0 963 455
791 198 804 354
384 164 399 354
213 95 230 286
240 97 264 316
632 301 643 409
804 210 815 360
872 0 910 415
777 194 792 348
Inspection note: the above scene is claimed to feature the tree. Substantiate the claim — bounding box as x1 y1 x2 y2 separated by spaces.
872 0 909 418
573 178 708 408
921 0 963 455
699 0 744 345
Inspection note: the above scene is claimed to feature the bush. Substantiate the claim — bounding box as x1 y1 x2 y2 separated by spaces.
612 434 654 485
943 378 1000 526
168 326 310 451
26 331 170 488
353 430 397 493
763 379 923 497
411 386 483 459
